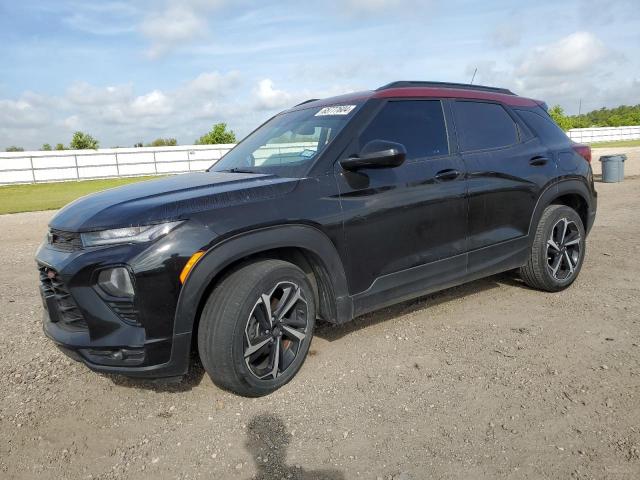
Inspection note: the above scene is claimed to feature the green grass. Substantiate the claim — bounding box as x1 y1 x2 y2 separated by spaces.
0 176 164 215
588 139 640 148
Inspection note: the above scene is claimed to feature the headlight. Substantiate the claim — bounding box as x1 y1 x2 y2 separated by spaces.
81 221 183 247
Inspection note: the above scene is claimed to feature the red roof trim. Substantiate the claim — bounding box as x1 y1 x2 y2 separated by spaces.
374 87 539 107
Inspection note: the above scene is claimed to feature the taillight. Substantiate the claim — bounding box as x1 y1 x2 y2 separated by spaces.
572 143 591 163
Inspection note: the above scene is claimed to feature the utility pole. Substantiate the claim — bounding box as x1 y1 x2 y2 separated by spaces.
578 98 582 116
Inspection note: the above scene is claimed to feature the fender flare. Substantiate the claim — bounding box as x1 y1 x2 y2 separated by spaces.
173 224 352 336
527 178 595 238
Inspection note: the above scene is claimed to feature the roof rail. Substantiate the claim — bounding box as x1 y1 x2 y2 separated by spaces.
376 81 515 96
294 98 319 106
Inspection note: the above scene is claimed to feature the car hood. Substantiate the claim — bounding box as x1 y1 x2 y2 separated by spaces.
49 172 299 232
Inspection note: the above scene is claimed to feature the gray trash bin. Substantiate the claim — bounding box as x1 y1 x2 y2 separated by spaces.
599 154 626 183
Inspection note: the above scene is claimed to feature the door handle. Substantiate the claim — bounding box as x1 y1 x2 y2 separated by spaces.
529 156 549 166
434 169 461 181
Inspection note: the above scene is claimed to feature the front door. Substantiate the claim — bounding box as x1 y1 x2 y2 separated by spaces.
335 99 468 310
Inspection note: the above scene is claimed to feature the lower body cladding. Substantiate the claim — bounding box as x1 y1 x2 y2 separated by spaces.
36 239 192 379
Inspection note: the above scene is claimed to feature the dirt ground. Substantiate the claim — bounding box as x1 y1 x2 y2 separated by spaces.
1 178 639 480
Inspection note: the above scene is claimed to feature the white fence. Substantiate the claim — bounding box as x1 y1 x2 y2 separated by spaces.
0 142 322 185
0 144 234 185
568 126 640 143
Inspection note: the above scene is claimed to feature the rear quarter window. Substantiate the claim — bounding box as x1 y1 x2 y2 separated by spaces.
516 109 571 146
452 101 518 151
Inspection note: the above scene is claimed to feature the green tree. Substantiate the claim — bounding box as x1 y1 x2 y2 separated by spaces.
195 123 236 145
69 131 99 150
146 137 177 147
548 105 573 131
55 143 65 150
42 143 52 151
5 146 24 152
549 103 640 130
134 142 143 148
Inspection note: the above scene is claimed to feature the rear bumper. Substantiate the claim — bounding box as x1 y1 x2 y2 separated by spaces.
587 190 597 235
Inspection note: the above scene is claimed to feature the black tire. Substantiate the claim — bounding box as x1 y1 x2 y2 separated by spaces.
197 259 316 397
520 204 586 292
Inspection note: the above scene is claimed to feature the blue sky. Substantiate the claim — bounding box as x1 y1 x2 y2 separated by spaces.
1 0 638 149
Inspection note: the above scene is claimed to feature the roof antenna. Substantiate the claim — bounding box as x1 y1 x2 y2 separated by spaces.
470 67 478 85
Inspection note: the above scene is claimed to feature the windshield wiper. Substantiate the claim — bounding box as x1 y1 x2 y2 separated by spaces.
220 167 260 174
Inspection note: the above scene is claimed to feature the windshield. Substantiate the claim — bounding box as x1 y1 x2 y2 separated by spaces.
210 104 359 178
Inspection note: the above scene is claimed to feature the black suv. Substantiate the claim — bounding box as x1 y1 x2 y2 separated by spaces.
36 81 597 396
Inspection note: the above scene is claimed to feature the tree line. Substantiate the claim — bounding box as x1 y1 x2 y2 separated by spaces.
549 104 640 131
4 123 237 152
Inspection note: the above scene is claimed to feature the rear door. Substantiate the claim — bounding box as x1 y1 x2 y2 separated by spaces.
335 99 468 305
451 100 556 257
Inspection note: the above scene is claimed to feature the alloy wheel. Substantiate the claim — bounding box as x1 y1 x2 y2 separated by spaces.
243 281 309 380
546 217 582 281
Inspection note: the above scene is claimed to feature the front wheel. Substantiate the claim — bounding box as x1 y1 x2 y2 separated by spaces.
520 204 586 292
197 259 315 397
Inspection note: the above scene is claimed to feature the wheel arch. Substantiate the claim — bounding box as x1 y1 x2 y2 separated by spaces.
528 179 594 240
173 224 353 341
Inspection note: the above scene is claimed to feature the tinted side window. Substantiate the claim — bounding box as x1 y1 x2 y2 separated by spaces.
453 101 518 151
360 100 448 160
517 109 570 146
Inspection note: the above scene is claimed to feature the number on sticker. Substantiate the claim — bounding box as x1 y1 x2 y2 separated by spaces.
315 105 356 116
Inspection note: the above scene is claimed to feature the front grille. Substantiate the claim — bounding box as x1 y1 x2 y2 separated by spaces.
39 266 88 331
49 229 83 252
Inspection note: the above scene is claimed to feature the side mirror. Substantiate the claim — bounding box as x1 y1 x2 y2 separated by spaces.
340 140 407 171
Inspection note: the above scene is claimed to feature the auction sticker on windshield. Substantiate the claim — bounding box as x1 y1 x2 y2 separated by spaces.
315 105 356 116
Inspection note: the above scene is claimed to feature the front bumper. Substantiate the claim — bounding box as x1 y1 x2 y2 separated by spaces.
35 234 194 378
43 312 192 378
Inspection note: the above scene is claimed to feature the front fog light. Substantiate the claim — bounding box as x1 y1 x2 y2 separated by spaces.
98 267 134 297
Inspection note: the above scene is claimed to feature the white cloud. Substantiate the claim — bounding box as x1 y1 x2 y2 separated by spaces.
252 78 363 112
62 71 241 129
0 98 50 129
141 9 204 58
516 31 609 77
66 82 133 106
185 70 241 95
253 79 296 110
465 31 631 114
0 69 255 148
63 82 156 127
139 0 226 58
131 90 174 116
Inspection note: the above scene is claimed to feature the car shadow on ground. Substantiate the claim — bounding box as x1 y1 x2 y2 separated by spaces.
244 413 345 480
104 353 206 392
315 271 525 342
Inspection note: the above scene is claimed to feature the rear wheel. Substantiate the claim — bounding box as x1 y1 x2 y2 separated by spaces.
520 204 586 292
197 260 315 397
